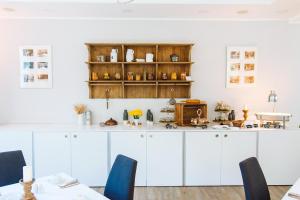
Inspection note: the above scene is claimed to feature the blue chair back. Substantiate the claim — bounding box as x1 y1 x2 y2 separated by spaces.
104 154 137 200
239 157 270 200
0 150 26 187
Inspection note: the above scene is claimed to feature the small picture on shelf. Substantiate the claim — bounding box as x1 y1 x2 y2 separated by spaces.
37 62 48 69
230 51 240 59
244 63 255 71
245 51 255 59
23 49 33 57
244 76 255 84
23 62 34 69
229 76 240 84
230 63 241 71
37 74 49 80
37 49 48 57
24 74 35 82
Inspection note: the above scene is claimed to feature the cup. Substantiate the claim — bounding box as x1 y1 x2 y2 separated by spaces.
96 55 105 62
146 53 154 62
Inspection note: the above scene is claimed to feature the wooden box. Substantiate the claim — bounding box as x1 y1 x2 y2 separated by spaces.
175 102 208 126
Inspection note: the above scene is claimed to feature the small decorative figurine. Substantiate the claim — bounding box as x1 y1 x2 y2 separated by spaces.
103 72 110 80
171 72 177 80
91 72 99 81
115 72 121 80
161 73 168 80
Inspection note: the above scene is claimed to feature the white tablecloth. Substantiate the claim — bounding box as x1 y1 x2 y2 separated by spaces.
0 174 109 200
282 178 300 200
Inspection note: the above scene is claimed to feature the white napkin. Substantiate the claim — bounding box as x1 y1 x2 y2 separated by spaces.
47 173 79 188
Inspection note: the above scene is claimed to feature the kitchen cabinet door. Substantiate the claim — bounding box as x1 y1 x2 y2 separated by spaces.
258 130 300 185
146 132 183 186
71 132 108 186
185 131 222 186
34 132 71 178
221 132 257 185
0 131 33 165
110 131 147 186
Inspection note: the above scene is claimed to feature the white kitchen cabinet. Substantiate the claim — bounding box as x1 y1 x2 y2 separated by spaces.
185 131 222 185
71 132 108 186
185 131 257 186
221 132 257 185
110 131 147 186
147 131 183 186
34 132 71 178
0 131 33 166
258 130 300 185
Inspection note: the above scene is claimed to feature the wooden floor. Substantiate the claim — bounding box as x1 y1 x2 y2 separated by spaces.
96 186 290 200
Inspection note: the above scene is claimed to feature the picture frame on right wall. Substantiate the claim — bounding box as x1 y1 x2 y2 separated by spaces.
226 46 257 88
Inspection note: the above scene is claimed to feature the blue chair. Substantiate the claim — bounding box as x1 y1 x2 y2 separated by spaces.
104 154 137 200
0 150 26 187
239 157 270 200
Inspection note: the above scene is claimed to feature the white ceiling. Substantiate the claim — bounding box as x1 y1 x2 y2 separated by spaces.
0 0 299 23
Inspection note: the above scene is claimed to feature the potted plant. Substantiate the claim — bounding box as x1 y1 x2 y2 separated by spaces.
129 109 143 126
74 104 87 125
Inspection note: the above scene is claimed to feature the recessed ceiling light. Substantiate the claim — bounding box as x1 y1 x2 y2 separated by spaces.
197 10 209 14
237 10 249 15
117 0 134 4
2 7 15 12
122 9 133 13
276 9 288 14
41 8 52 13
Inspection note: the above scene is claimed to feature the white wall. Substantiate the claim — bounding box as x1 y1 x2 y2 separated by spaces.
0 19 299 127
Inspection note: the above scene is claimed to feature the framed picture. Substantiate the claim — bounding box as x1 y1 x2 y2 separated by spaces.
226 46 257 88
19 46 52 89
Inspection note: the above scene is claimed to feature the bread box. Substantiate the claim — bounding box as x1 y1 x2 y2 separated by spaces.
175 101 208 126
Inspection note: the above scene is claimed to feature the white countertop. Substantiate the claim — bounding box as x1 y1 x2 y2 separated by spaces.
0 123 298 132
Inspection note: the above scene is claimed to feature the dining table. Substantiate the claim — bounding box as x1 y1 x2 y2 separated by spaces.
282 178 300 200
0 173 109 200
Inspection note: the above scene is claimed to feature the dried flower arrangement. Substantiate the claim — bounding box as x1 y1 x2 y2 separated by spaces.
74 104 87 115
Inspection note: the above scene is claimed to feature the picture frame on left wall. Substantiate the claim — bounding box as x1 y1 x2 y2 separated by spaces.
19 45 52 88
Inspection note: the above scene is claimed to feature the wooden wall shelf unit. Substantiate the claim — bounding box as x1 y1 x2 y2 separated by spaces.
85 43 194 99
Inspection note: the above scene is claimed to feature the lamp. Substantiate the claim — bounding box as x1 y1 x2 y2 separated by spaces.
268 90 278 112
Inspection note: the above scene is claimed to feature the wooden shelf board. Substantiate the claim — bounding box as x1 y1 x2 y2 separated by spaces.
158 80 193 83
158 62 194 64
124 80 156 83
86 61 194 65
158 43 194 46
85 43 123 46
125 83 156 86
87 80 122 82
123 62 157 65
86 62 123 65
86 43 193 46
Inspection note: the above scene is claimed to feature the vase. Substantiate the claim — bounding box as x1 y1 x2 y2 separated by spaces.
230 110 236 120
77 114 85 126
134 119 139 126
123 110 129 121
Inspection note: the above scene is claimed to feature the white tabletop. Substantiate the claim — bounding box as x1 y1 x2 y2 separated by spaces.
0 174 109 200
282 178 300 200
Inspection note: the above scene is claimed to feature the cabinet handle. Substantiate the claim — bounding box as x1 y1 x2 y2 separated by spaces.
224 134 228 138
215 134 219 138
73 135 77 138
140 134 144 138
65 135 68 138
